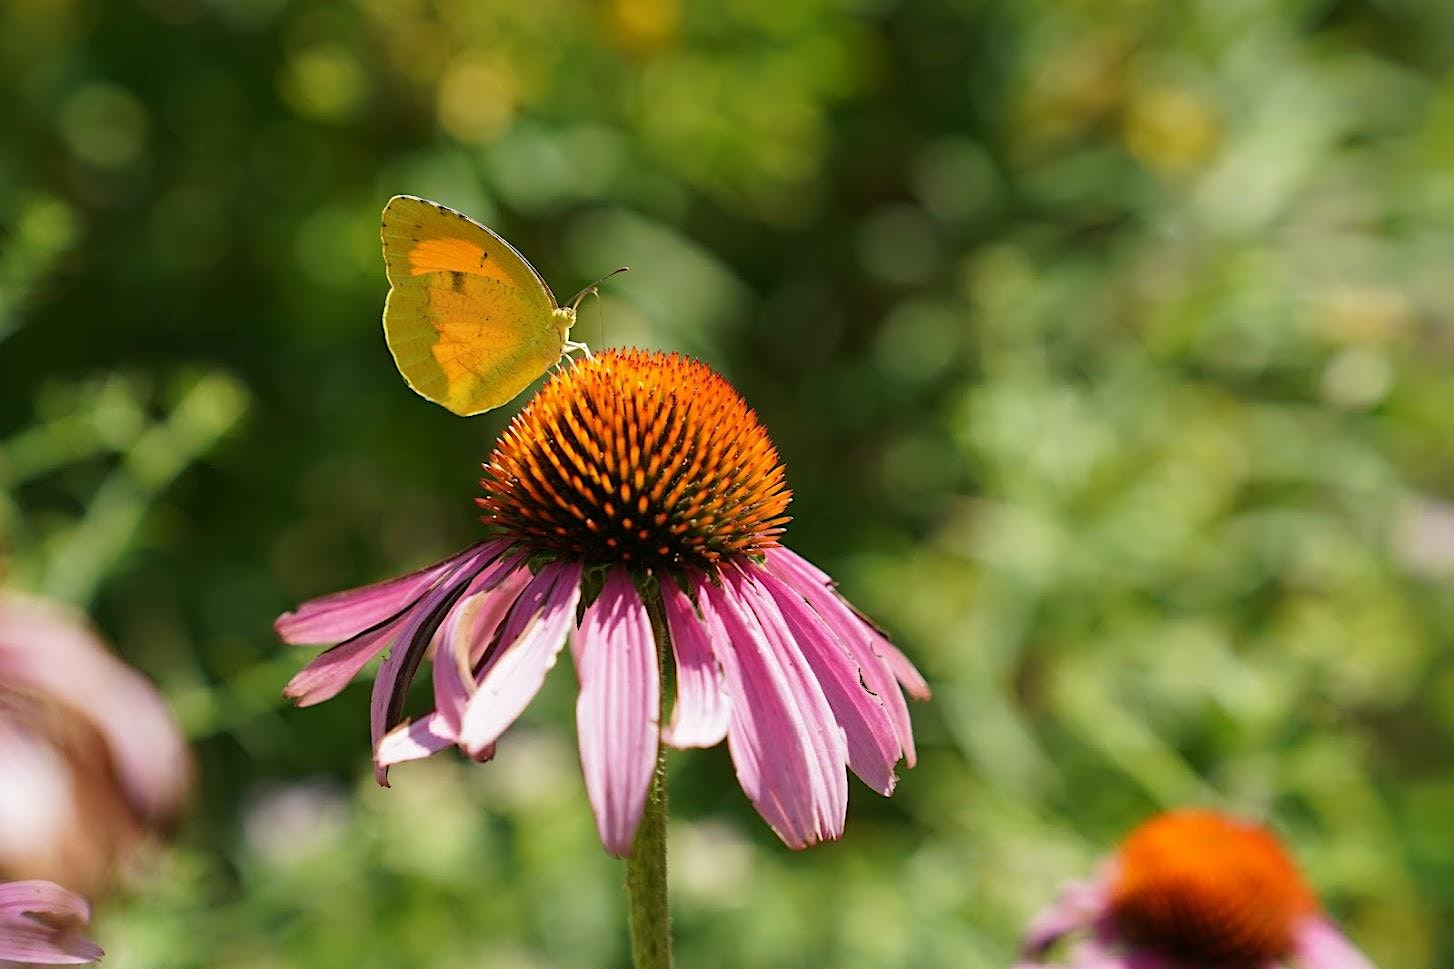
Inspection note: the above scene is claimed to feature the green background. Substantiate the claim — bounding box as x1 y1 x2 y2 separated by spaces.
3 0 1453 965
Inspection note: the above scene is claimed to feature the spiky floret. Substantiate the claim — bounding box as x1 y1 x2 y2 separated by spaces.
1108 811 1318 967
478 349 792 570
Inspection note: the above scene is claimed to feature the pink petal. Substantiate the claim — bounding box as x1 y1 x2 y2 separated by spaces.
872 632 931 701
282 544 512 709
432 558 532 736
660 580 730 749
0 880 102 964
1293 916 1377 969
275 542 502 644
1019 875 1111 957
283 613 406 707
571 567 659 857
369 545 499 784
375 713 456 767
700 571 847 849
750 563 901 795
457 561 584 758
0 594 189 823
763 546 923 767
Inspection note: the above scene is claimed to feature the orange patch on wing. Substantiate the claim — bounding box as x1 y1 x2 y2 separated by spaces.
408 237 514 286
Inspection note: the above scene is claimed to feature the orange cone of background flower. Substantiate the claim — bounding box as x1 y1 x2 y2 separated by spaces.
1014 810 1376 969
276 349 929 856
0 880 102 964
0 592 191 896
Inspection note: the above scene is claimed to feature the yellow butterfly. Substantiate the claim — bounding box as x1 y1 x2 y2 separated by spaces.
380 195 616 416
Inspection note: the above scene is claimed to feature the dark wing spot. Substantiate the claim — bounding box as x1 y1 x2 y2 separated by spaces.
450 271 467 293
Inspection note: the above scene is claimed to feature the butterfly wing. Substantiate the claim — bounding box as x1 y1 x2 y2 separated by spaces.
381 195 567 416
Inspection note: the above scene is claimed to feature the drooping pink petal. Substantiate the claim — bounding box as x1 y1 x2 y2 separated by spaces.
750 563 901 795
431 557 532 736
1292 916 1377 969
570 567 658 857
699 571 847 850
660 580 730 749
275 542 501 644
0 880 102 964
283 613 406 707
455 561 583 758
763 546 922 768
369 545 499 785
282 544 510 709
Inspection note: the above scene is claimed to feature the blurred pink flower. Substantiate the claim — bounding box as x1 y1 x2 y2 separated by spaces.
1015 810 1376 969
0 880 102 965
277 350 929 856
0 593 190 895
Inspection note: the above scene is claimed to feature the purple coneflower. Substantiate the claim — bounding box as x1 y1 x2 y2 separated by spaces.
276 349 928 857
0 593 190 896
1015 810 1376 969
0 880 102 965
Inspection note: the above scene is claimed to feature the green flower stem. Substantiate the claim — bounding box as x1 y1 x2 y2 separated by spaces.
626 738 671 969
628 585 673 969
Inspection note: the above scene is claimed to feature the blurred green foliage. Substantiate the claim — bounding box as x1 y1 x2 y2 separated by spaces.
3 0 1453 965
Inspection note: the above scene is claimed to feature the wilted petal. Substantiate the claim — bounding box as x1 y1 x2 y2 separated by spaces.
661 580 730 749
763 546 922 768
458 561 584 758
369 545 498 784
751 563 901 795
432 557 532 736
571 567 658 857
701 572 847 849
1293 916 1377 969
275 542 499 644
0 880 102 964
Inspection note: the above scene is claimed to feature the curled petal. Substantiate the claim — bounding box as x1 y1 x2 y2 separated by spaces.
700 572 847 849
572 567 658 857
661 580 730 749
275 542 499 644
432 558 532 736
375 713 457 768
458 561 584 758
0 880 102 965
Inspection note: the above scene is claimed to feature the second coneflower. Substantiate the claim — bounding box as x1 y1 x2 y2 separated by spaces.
1015 810 1376 969
276 349 928 863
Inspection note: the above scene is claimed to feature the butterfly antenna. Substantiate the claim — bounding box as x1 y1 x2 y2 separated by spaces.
595 286 607 346
568 266 629 314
